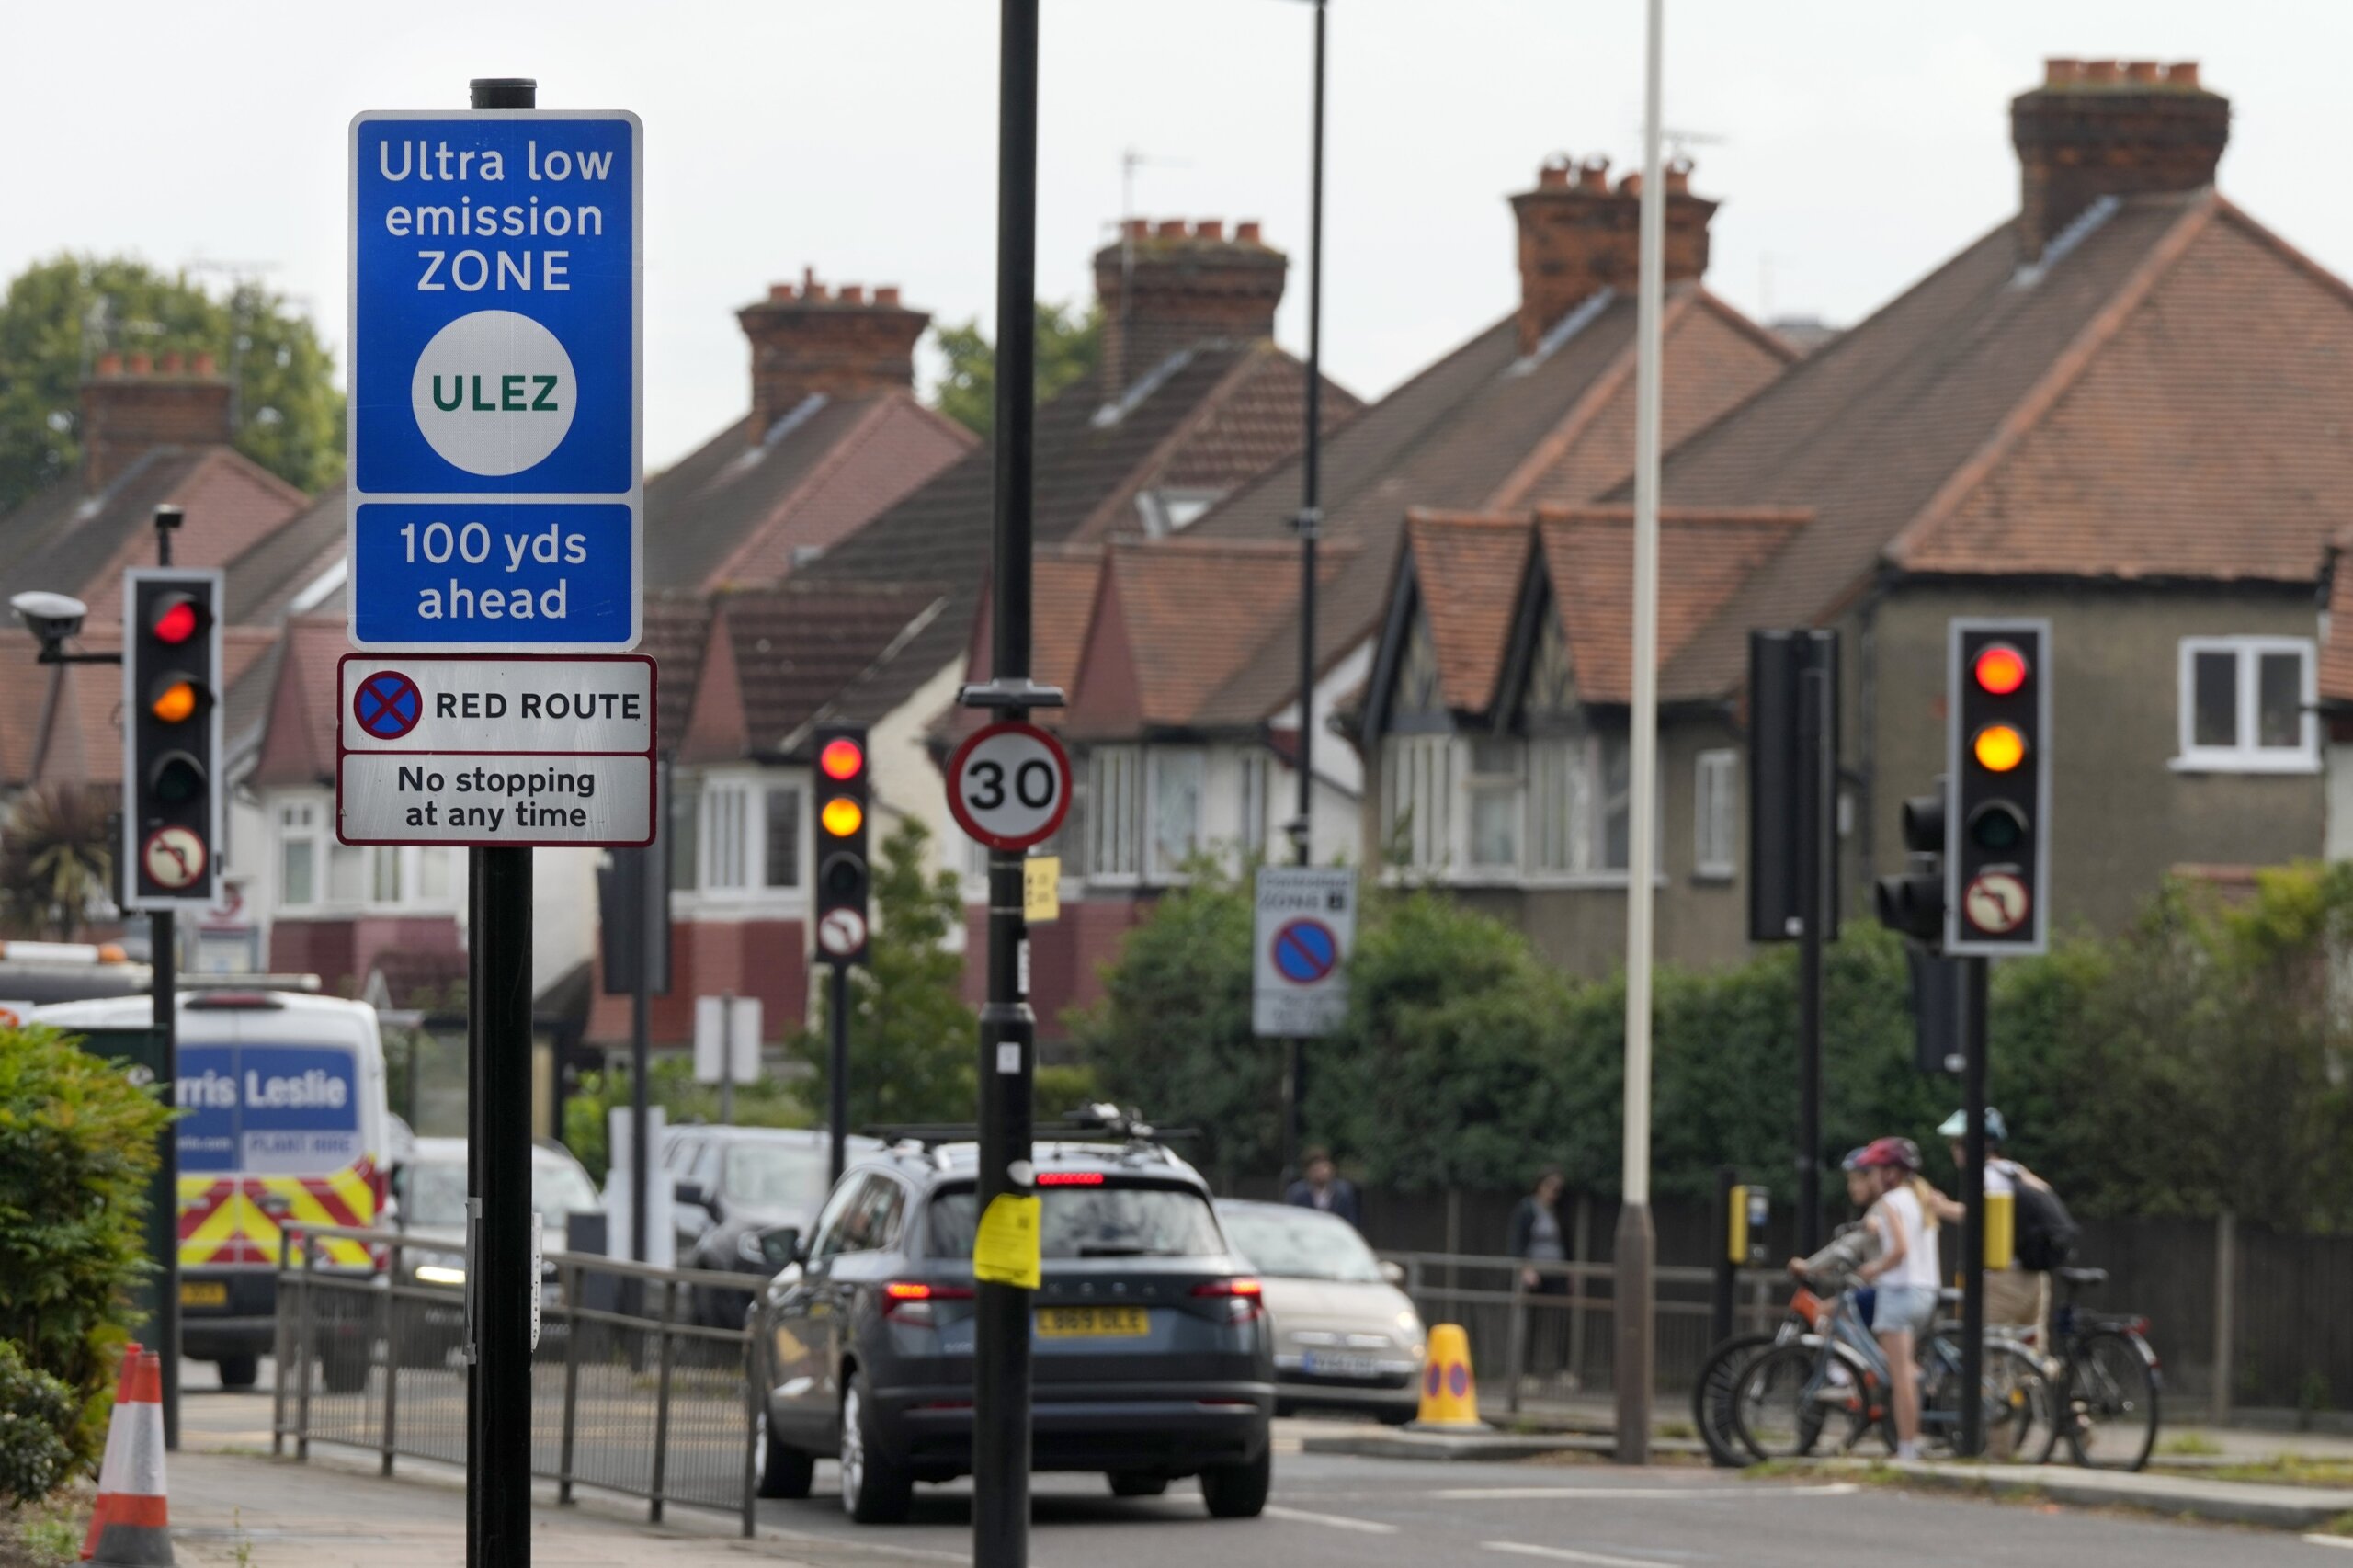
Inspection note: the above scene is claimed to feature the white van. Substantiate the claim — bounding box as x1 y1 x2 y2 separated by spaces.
34 989 393 1389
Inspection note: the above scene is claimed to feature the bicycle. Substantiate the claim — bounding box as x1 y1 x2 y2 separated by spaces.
1732 1277 2053 1462
1693 1289 1817 1468
2039 1265 2162 1471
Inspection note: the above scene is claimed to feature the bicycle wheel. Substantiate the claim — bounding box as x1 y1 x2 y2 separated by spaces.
1981 1341 2061 1464
1691 1333 1778 1468
2063 1330 2160 1471
1733 1341 1871 1460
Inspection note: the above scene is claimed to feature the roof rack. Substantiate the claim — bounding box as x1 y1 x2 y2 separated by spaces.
865 1103 1199 1151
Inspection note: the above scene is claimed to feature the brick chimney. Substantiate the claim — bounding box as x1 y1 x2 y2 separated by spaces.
2013 60 2229 263
1508 155 1717 355
735 268 929 442
79 349 232 489
1093 219 1286 398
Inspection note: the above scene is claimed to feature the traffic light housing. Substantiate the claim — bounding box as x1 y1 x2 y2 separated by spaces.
1875 785 1948 942
123 568 223 908
1746 630 1841 943
813 723 870 964
1946 620 2050 955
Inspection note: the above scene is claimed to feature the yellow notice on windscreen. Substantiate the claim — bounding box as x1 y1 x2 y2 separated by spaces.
973 1193 1042 1290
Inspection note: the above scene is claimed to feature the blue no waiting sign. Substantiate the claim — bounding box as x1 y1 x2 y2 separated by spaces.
347 109 642 652
1253 867 1358 1039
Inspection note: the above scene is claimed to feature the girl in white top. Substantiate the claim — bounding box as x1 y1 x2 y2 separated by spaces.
1854 1137 1940 1460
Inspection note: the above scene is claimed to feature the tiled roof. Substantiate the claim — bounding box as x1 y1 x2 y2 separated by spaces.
1535 506 1808 705
642 392 972 593
223 481 347 625
640 592 716 756
699 581 952 756
1646 192 2353 700
250 617 351 789
1186 286 1791 727
1399 510 1531 712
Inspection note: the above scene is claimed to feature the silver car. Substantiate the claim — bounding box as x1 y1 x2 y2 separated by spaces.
1215 1199 1425 1424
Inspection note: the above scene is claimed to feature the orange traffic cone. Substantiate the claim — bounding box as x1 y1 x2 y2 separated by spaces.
1408 1323 1486 1431
82 1350 173 1565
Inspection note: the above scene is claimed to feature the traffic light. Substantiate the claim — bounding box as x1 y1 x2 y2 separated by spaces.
1874 784 1948 942
812 722 870 964
1746 630 1840 943
122 568 223 908
1946 620 2050 955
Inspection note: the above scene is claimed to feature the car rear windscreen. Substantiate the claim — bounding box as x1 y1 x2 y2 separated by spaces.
928 1180 1225 1260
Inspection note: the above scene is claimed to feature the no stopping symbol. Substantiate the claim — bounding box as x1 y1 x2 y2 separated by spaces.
1271 918 1340 984
946 721 1071 853
353 669 424 740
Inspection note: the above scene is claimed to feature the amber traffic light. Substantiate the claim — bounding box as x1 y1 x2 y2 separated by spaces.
1947 620 2050 956
124 570 223 908
812 722 870 964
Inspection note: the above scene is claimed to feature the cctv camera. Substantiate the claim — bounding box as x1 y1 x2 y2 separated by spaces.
11 590 88 646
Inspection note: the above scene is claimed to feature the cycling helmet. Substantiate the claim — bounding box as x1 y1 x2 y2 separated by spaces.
1937 1108 2007 1143
1856 1136 1923 1172
1839 1146 1872 1172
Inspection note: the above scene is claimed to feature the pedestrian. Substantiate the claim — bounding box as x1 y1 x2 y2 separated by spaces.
1851 1137 1939 1461
1283 1146 1361 1229
1934 1108 2075 1346
1507 1167 1572 1384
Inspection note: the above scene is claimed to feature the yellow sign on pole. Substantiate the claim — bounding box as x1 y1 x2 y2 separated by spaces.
1023 856 1061 923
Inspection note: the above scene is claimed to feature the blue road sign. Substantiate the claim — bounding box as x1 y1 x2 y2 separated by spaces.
1271 918 1340 984
348 109 642 650
352 669 424 740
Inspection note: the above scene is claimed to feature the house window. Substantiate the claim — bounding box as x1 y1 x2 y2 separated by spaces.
1465 739 1524 870
417 847 452 902
1382 734 1454 871
1148 748 1205 881
1239 750 1269 858
371 847 402 903
1090 746 1141 881
704 783 749 891
278 802 317 907
669 774 700 892
2177 638 2316 771
763 786 802 889
1694 750 1737 879
1528 732 1638 876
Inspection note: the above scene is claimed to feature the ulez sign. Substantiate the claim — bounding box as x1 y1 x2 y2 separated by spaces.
347 109 642 651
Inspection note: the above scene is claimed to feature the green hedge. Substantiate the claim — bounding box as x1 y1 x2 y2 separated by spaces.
1076 862 2353 1230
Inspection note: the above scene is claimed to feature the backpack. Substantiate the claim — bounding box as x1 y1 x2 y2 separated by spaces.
2007 1166 2079 1271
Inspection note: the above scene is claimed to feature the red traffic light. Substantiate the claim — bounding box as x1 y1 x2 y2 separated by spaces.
152 596 203 646
1972 642 2028 697
819 737 865 781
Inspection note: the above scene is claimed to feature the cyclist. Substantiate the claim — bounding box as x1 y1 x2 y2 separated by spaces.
1852 1136 1939 1461
1932 1108 2055 1344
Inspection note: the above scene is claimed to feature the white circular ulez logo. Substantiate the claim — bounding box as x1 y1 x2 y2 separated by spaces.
410 310 577 476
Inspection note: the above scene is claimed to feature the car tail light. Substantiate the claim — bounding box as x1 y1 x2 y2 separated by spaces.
1036 1170 1105 1187
1192 1276 1264 1323
882 1280 974 1328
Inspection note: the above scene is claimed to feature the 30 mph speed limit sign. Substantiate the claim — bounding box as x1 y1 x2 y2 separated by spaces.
947 721 1071 853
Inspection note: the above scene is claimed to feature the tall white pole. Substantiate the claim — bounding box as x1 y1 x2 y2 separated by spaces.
1614 0 1666 1467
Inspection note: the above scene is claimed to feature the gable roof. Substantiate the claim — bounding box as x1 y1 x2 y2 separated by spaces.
681 581 952 764
642 392 973 594
249 618 353 789
1396 510 1531 713
1651 190 2353 700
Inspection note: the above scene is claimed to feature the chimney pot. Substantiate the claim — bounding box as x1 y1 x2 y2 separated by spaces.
769 282 793 301
2169 61 2201 88
2045 57 2081 86
1124 217 1150 240
1235 220 1263 243
129 352 153 375
1539 158 1573 190
1617 172 1643 196
192 351 217 376
1154 219 1188 240
736 275 930 443
1579 156 1611 192
1096 212 1287 397
1510 153 1716 355
81 346 232 487
1666 157 1694 195
2084 59 2120 84
875 285 902 306
840 284 866 304
2014 60 2229 263
97 351 123 376
159 350 184 375
2126 60 2162 84
804 280 829 302
1195 219 1223 241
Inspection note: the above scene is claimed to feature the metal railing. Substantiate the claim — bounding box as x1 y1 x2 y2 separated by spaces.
271 1223 763 1534
1381 1250 1789 1412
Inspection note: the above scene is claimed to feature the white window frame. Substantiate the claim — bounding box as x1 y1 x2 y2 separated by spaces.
1146 746 1207 883
274 793 463 915
1238 749 1269 858
1694 749 1738 881
2173 636 2318 774
277 801 321 909
1381 734 1455 874
1463 737 1525 874
1522 732 1663 888
1089 745 1142 885
696 770 806 902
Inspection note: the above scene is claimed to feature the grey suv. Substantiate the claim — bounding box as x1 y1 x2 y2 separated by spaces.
747 1135 1274 1523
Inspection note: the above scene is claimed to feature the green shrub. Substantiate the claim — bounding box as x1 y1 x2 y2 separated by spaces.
0 1339 76 1506
0 1026 170 1468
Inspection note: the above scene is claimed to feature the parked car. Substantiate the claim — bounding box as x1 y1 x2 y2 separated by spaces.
32 988 392 1392
390 1137 603 1364
1215 1199 1426 1424
662 1126 881 1324
748 1134 1275 1523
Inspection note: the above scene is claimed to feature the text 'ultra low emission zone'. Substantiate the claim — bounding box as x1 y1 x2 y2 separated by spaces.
337 753 652 847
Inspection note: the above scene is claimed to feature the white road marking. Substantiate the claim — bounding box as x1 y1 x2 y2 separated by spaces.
1436 1483 1857 1502
1484 1541 1686 1568
1265 1504 1401 1534
2302 1538 2353 1552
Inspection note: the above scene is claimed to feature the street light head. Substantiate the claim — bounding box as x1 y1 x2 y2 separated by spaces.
10 590 88 647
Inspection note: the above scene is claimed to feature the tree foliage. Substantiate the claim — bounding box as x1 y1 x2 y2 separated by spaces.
0 1339 76 1507
0 784 115 940
930 301 1102 437
1079 859 2353 1230
0 1026 171 1469
0 254 344 512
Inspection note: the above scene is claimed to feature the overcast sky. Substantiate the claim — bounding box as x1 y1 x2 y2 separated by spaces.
6 1 2344 470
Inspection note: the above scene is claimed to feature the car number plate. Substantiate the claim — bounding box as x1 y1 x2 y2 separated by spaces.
1035 1306 1150 1338
1302 1351 1381 1379
180 1281 229 1309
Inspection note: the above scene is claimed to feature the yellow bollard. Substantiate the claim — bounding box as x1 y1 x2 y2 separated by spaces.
1409 1323 1485 1431
1984 1190 2016 1271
